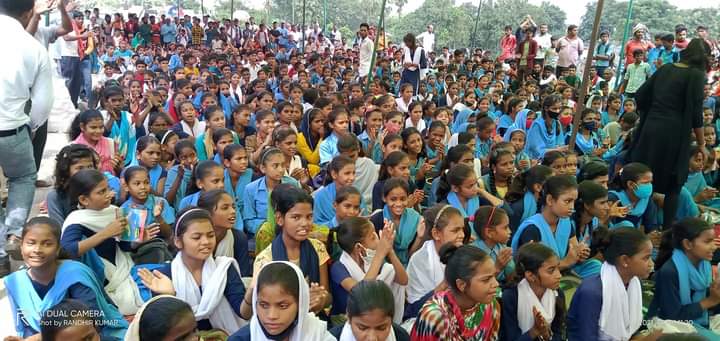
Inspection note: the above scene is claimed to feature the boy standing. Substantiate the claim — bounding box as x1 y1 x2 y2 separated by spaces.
621 49 651 98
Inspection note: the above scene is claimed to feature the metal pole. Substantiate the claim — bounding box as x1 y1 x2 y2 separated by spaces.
471 0 482 49
201 0 204 16
614 0 634 90
301 0 306 53
230 0 234 20
569 0 606 148
365 0 387 92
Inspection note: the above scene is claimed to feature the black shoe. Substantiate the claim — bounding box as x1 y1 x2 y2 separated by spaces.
0 255 10 277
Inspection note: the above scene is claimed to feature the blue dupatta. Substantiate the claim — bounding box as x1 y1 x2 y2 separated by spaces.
609 190 649 228
270 233 320 283
575 132 600 155
4 261 128 339
224 168 253 230
109 111 136 166
383 205 421 266
313 183 337 226
526 117 565 160
475 137 493 159
452 108 475 133
511 213 571 258
672 249 712 327
447 191 480 218
520 191 538 222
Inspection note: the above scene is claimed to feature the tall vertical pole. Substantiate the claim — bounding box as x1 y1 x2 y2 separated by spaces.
177 0 181 17
365 0 387 92
291 0 295 25
230 0 234 20
201 0 204 16
301 0 306 53
614 0 634 89
470 0 482 49
569 0 606 148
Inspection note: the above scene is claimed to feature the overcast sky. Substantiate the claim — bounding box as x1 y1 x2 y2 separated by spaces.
401 0 720 25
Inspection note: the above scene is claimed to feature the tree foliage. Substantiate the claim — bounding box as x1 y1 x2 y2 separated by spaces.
579 0 720 43
387 0 567 52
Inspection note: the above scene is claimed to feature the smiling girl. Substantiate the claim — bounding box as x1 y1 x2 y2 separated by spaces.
70 110 118 174
4 217 127 340
138 208 249 335
253 185 332 315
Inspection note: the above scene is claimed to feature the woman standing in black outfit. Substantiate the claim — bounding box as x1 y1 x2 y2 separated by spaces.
629 38 712 229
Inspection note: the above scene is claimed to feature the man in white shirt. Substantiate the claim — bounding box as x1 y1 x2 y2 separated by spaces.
533 23 552 66
25 0 72 180
417 24 435 53
357 23 374 81
0 0 54 276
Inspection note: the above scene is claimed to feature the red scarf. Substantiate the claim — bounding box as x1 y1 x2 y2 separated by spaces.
73 21 87 60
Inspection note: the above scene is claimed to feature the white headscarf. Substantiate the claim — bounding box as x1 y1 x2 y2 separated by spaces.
249 261 335 341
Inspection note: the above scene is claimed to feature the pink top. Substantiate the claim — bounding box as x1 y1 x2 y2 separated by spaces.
557 36 584 67
73 134 115 174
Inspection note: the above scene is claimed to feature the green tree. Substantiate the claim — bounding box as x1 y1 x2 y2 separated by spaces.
386 0 473 49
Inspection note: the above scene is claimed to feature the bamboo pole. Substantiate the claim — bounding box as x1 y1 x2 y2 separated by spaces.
568 0 606 148
364 0 387 92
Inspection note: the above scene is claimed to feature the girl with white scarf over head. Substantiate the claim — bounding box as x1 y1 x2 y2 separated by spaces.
332 217 409 323
500 243 565 341
61 169 156 316
406 205 466 309
228 261 336 341
567 228 655 340
137 208 249 335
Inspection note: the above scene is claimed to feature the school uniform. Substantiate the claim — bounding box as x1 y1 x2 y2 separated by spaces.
124 162 168 198
473 239 514 282
318 132 340 165
214 229 253 276
568 262 645 341
194 131 241 161
330 252 405 323
649 250 720 338
192 90 236 119
164 164 193 209
571 217 602 278
369 206 421 266
178 191 201 211
4 260 128 340
371 179 418 212
60 206 145 315
571 131 601 156
156 255 246 333
242 176 301 235
224 168 255 231
526 117 565 160
507 192 538 233
500 284 565 341
312 183 339 227
511 213 576 258
120 194 176 226
497 113 515 137
405 240 444 320
445 191 480 219
229 262 334 341
104 110 137 167
607 190 659 231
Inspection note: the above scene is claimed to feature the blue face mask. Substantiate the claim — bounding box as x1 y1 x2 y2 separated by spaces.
633 183 653 199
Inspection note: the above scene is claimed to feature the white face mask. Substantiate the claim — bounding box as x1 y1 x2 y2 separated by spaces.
359 244 377 273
